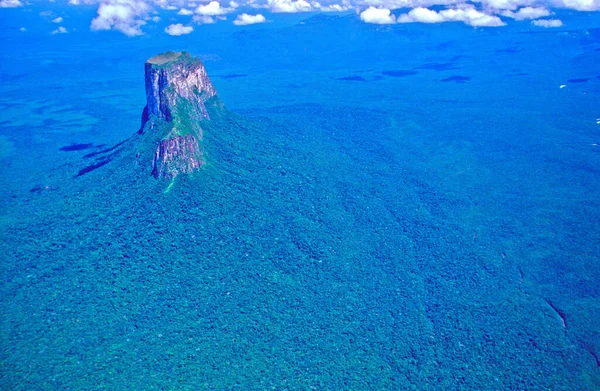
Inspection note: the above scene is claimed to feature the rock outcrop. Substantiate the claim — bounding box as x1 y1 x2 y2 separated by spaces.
151 134 201 179
139 51 218 179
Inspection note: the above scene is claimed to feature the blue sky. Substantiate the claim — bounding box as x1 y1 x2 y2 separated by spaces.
1 0 598 37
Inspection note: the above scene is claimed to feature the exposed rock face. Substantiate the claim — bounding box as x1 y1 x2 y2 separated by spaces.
151 134 201 179
139 51 218 179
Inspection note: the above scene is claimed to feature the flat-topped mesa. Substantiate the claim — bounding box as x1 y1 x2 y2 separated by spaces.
139 51 218 179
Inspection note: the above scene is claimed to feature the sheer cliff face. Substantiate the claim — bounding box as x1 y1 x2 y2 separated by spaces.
139 51 218 179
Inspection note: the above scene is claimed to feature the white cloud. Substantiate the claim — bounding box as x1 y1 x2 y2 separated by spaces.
52 26 68 34
8 0 599 15
398 6 505 27
193 14 215 23
8 0 594 33
362 0 462 9
549 0 600 11
268 0 312 13
397 7 443 23
313 2 351 11
233 12 266 24
357 0 599 13
447 8 506 26
0 0 22 7
478 0 536 10
52 16 64 23
153 0 178 9
360 6 396 24
165 23 194 34
195 1 235 15
19 27 27 31
532 18 563 26
91 0 150 36
500 6 550 19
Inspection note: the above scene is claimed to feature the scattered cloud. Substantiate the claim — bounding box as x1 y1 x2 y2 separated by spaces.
313 2 351 11
360 6 396 24
68 0 92 5
195 1 236 15
165 23 194 34
446 8 506 26
52 26 69 34
152 0 187 9
549 0 600 11
233 12 266 24
193 14 216 23
247 0 350 12
477 0 535 10
91 0 150 36
500 6 550 19
19 27 27 31
267 0 312 13
398 6 505 26
397 7 443 23
2 0 596 34
0 0 23 8
532 18 563 26
153 0 171 8
360 0 459 9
